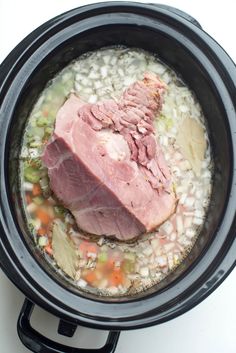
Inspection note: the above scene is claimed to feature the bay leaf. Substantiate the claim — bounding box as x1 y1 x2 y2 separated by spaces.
52 220 78 279
176 117 206 175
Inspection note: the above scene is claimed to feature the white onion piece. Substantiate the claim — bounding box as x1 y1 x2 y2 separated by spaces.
157 255 168 267
26 203 37 213
87 252 97 259
184 197 195 208
167 253 174 269
140 267 149 277
161 221 174 235
194 209 204 218
164 243 175 252
108 286 119 295
179 193 187 205
186 229 195 238
176 216 184 235
170 232 177 241
23 182 33 191
88 95 98 104
184 217 192 228
193 217 204 226
77 279 87 288
143 246 153 257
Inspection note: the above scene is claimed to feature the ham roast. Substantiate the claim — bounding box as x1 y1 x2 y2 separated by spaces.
42 73 176 240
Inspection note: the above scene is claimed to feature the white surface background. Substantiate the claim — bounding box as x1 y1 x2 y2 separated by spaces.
0 1 236 352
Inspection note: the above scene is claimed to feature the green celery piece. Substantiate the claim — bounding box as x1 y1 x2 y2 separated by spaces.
27 126 44 138
24 166 41 183
36 116 51 127
122 260 135 273
33 196 44 205
124 252 136 262
54 205 66 216
29 141 42 148
45 126 54 135
98 252 108 263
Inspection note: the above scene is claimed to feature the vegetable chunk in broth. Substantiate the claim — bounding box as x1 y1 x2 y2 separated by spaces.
19 47 212 296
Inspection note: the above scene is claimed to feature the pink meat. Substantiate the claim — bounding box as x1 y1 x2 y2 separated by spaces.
42 73 176 240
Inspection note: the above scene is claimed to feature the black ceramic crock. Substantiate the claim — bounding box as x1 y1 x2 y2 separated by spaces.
0 2 236 352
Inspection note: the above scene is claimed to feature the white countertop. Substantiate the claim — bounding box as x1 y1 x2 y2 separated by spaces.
0 1 236 352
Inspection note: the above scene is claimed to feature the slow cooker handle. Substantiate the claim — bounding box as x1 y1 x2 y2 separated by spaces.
17 299 120 353
149 4 202 28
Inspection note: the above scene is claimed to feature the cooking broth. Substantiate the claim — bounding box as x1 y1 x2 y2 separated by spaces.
19 47 213 296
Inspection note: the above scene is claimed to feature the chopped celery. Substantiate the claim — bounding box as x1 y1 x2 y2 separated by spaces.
33 196 44 205
40 175 49 188
39 168 48 178
24 166 41 183
54 205 66 216
27 126 44 138
38 236 48 247
122 260 135 273
98 252 108 263
36 116 51 127
124 252 136 262
28 221 36 233
39 176 50 198
45 126 54 135
31 158 42 169
29 141 42 148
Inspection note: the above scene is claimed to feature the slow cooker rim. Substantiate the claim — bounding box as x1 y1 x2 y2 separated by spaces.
0 2 236 329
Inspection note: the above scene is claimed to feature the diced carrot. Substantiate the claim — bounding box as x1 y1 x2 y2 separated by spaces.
43 110 48 117
84 270 97 284
36 208 51 225
86 245 97 254
109 268 123 286
79 241 89 252
32 183 42 196
45 244 53 255
37 227 46 236
26 194 32 204
107 259 115 269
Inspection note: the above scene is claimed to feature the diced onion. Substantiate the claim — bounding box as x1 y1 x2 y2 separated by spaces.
176 215 184 235
186 229 195 238
26 203 37 213
143 246 153 257
77 279 87 288
23 182 33 191
193 217 204 226
157 255 167 267
140 267 149 277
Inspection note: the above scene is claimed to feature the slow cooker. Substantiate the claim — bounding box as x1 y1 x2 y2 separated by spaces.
0 2 235 352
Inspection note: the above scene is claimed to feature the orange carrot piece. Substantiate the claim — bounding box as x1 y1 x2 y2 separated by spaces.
86 245 97 253
79 241 89 252
107 259 115 269
45 244 53 255
84 270 97 284
109 268 123 286
32 183 42 196
37 227 46 236
36 208 51 225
